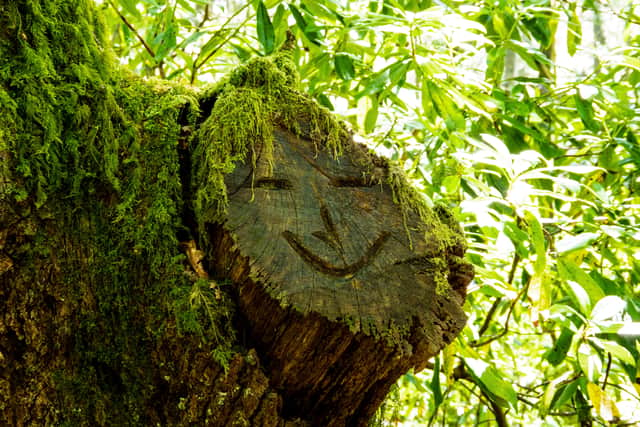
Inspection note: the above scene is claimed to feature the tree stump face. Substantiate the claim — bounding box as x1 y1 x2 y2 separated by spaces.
223 126 469 341
212 125 472 425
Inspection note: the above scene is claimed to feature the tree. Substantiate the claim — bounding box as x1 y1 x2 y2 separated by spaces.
3 0 640 425
88 0 640 425
0 1 473 425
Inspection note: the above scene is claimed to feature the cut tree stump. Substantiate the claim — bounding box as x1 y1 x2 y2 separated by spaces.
207 121 473 425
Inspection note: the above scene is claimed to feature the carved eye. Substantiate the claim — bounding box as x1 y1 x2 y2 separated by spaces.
254 178 293 190
329 176 372 187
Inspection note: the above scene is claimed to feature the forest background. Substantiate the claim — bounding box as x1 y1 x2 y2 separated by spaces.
94 0 640 425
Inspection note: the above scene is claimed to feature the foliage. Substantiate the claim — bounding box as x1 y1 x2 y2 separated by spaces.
97 0 640 425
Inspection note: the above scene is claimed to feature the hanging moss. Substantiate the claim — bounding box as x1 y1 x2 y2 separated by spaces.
192 54 349 229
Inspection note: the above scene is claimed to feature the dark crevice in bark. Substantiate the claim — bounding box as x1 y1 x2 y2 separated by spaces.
177 105 199 243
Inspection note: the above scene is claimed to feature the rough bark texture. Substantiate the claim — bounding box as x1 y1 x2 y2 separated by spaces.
0 1 473 425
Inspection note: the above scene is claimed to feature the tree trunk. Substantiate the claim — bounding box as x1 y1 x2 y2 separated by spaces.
0 1 472 425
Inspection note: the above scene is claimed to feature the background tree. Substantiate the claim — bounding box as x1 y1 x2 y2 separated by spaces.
96 0 640 425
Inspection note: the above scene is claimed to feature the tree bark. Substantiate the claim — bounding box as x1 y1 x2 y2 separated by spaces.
0 1 472 425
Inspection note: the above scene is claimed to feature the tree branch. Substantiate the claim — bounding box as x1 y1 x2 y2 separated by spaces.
472 253 521 346
107 0 156 60
190 4 251 84
454 363 509 427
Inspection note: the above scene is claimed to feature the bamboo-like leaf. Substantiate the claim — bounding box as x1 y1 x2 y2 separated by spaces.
334 53 355 81
364 98 378 133
118 0 142 19
558 258 605 311
464 358 518 408
525 210 546 275
546 328 574 366
430 356 443 407
153 24 177 61
256 1 275 54
567 7 582 56
574 94 600 132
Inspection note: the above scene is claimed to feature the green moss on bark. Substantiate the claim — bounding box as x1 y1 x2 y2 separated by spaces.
191 54 351 230
0 1 234 422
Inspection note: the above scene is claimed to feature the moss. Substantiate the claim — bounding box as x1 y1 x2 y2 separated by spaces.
1 0 235 422
192 54 349 229
190 50 465 305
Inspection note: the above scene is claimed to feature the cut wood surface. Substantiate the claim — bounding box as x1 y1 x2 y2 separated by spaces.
209 124 473 425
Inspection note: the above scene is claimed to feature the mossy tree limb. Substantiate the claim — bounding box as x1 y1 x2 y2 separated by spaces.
0 1 472 425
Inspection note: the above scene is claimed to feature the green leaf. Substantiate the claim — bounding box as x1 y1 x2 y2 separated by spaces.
430 356 443 407
404 372 427 392
334 53 355 81
524 16 552 50
557 258 605 311
316 93 334 110
492 14 508 39
524 210 546 276
118 0 142 20
423 79 464 131
590 295 626 323
541 371 573 416
442 175 460 194
546 327 574 366
556 232 600 254
574 93 600 132
357 70 389 98
502 220 528 258
389 60 410 88
567 7 582 56
578 342 602 383
153 24 178 61
597 339 636 366
464 358 517 408
364 97 378 133
506 40 552 71
620 55 640 72
289 4 322 45
594 322 640 335
289 3 307 31
273 4 287 37
302 1 338 22
552 378 581 412
256 1 275 54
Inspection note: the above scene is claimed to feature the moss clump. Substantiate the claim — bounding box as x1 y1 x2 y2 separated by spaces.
192 54 349 229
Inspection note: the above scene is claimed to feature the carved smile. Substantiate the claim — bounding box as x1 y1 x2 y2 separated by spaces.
282 229 390 278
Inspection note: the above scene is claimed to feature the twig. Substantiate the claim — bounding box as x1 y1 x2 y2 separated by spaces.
107 0 156 59
473 253 520 345
197 4 210 30
602 352 612 390
471 275 530 347
455 364 509 427
190 4 252 83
